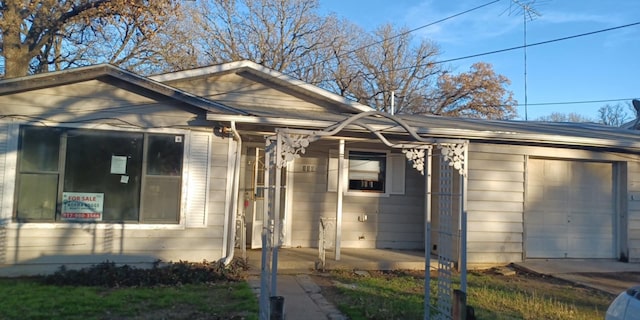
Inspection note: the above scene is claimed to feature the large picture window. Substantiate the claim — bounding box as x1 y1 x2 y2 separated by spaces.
15 126 184 224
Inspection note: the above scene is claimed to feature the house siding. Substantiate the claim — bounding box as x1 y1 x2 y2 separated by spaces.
468 143 640 266
289 143 426 250
627 160 640 262
0 82 229 276
164 73 348 114
0 80 204 127
466 145 525 266
0 129 227 276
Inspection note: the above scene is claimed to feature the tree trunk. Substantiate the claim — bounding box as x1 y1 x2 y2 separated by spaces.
2 3 32 78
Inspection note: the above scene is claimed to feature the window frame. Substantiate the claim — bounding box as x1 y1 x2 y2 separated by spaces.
343 148 398 197
14 124 188 225
346 149 388 194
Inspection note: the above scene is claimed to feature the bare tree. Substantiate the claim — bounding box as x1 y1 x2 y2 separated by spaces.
0 0 180 78
1 0 518 120
183 0 334 75
340 24 442 114
534 112 593 122
321 24 516 118
598 103 633 126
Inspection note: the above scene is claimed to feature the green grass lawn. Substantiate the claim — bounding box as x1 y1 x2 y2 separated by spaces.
315 269 615 320
0 278 258 320
0 263 616 320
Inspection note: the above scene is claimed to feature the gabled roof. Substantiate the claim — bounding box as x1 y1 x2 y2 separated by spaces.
0 64 244 115
150 60 372 114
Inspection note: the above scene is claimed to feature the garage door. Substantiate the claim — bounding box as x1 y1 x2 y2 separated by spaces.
525 158 615 259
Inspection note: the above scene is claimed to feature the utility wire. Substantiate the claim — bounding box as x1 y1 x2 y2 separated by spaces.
524 98 638 106
298 20 640 92
287 0 501 75
405 21 640 70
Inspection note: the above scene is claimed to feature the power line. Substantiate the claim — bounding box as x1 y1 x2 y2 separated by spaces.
288 0 501 75
424 21 640 67
308 20 640 90
524 98 638 107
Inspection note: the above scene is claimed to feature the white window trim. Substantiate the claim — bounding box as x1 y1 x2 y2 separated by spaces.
327 148 406 198
4 122 204 230
344 148 390 197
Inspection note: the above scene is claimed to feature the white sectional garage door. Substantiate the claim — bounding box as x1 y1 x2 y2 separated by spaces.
525 158 615 259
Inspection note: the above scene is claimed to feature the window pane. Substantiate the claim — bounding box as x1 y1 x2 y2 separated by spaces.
19 126 60 172
142 176 181 223
147 135 184 176
16 173 58 221
348 151 386 192
64 130 143 221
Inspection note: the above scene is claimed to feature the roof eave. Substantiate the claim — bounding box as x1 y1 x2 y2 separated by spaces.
207 113 640 152
0 64 245 115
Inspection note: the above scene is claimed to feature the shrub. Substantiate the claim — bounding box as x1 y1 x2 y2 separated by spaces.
41 258 248 287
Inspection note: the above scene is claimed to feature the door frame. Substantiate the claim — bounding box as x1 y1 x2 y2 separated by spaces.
242 144 293 248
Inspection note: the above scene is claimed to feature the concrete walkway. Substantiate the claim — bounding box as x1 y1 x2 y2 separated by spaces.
243 248 426 319
248 273 346 320
514 259 640 295
244 248 640 318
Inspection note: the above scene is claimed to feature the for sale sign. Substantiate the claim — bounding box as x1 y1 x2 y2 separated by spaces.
62 192 104 221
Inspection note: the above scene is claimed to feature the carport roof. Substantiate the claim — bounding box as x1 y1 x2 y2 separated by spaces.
207 108 640 153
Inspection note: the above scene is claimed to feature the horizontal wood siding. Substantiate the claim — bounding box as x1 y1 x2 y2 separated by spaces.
628 161 640 262
289 143 425 250
167 73 345 114
0 80 204 127
0 227 223 267
466 146 525 265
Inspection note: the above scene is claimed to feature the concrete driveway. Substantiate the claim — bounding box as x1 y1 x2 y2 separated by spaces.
514 259 640 295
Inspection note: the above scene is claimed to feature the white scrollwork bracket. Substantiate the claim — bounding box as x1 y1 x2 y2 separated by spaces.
437 143 466 176
266 133 319 168
402 147 431 175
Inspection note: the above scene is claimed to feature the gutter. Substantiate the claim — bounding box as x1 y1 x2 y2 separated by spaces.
223 121 242 265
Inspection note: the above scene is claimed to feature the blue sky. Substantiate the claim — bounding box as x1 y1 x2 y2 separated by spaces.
318 0 640 121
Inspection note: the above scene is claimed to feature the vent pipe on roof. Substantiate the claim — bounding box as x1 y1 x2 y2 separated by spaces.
390 91 395 115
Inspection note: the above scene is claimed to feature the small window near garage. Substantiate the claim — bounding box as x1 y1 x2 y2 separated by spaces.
15 125 185 224
348 151 386 192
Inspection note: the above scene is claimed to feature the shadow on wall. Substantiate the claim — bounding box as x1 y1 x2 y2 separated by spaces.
0 219 163 277
0 253 163 277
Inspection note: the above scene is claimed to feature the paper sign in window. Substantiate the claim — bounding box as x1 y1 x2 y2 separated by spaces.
110 156 127 174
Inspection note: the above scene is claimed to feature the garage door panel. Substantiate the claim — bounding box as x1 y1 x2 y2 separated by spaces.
526 159 615 259
527 237 568 258
568 236 614 258
526 211 567 226
570 214 613 228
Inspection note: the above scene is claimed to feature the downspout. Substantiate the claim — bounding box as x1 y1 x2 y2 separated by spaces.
223 121 242 265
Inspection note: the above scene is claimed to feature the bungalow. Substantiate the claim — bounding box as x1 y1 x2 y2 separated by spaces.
0 61 639 276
